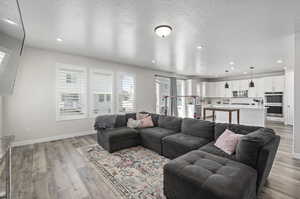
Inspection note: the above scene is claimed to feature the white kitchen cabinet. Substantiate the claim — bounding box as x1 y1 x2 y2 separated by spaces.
205 82 216 97
231 80 239 91
239 79 249 91
264 76 285 92
255 78 265 97
272 76 285 92
216 81 226 97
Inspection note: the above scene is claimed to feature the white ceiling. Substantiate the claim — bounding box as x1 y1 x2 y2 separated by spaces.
17 0 300 77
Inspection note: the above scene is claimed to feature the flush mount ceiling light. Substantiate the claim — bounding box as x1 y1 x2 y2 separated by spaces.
229 61 235 65
277 59 283 64
56 38 63 42
154 25 172 38
3 18 17 25
197 45 203 49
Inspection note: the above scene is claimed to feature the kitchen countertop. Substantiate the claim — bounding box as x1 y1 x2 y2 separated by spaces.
204 104 267 110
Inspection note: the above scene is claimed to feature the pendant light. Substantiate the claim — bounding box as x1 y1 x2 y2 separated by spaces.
249 67 255 88
224 70 229 89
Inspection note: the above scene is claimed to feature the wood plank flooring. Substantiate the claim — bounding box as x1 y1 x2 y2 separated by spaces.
11 122 300 199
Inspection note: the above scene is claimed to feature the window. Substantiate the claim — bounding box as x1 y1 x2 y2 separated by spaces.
155 76 171 114
0 51 5 66
118 72 136 113
56 64 87 120
90 69 113 117
177 79 186 118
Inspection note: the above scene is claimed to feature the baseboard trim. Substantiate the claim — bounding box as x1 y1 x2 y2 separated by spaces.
293 152 300 159
12 130 96 147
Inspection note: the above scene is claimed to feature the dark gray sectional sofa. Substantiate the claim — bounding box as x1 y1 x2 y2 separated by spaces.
94 113 280 199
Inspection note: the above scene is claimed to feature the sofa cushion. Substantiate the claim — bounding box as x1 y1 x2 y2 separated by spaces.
199 142 236 161
97 127 140 153
115 114 126 128
164 150 257 199
214 123 261 140
139 127 177 154
162 133 210 159
158 115 182 132
103 127 139 141
236 128 275 168
181 118 214 140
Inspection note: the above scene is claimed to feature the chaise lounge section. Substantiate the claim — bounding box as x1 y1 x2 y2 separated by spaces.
94 112 280 199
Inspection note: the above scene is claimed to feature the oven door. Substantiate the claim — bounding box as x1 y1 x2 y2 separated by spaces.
265 95 283 103
266 106 283 117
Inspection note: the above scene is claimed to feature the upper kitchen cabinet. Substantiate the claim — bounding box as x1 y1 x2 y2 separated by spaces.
205 82 216 97
239 79 249 91
248 78 264 97
231 80 239 91
263 76 285 92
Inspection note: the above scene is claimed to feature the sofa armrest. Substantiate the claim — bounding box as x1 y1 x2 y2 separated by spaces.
235 128 275 168
94 115 117 131
255 135 280 193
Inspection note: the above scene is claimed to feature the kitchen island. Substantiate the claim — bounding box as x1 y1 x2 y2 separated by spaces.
203 105 267 127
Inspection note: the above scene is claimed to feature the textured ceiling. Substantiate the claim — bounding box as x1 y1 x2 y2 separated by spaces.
16 0 300 77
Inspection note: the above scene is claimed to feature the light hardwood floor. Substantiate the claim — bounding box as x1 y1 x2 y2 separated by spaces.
11 122 300 199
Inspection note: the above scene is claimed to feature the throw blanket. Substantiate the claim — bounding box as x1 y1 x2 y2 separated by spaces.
94 115 117 131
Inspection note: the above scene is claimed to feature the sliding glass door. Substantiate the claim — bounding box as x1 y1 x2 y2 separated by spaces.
176 79 186 118
155 76 171 115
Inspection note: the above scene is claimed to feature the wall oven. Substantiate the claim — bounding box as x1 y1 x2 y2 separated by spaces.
264 92 283 117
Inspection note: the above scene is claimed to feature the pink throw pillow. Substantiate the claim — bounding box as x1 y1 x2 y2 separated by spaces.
139 116 154 128
214 129 243 155
136 113 149 120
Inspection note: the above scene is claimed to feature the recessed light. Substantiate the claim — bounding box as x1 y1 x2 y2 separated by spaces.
197 46 203 49
152 60 156 64
277 59 283 64
3 18 17 25
243 72 248 75
230 66 235 70
56 38 63 42
154 25 172 38
229 61 235 65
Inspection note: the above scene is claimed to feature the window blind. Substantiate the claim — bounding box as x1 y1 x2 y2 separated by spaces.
0 51 5 66
56 65 87 120
118 73 136 113
90 70 113 116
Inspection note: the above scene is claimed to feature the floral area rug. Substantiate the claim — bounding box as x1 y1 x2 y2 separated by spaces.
78 145 169 199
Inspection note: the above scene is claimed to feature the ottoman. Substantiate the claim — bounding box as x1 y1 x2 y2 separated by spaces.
164 150 257 199
97 127 140 153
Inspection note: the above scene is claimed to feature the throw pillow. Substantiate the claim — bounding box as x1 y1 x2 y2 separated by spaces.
127 118 141 128
136 112 149 120
214 129 243 155
139 116 154 128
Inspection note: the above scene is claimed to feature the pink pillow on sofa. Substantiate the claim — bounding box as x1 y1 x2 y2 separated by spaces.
214 129 243 155
139 116 154 128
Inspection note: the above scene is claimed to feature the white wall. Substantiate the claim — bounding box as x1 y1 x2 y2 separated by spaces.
0 96 3 137
294 30 300 156
3 47 173 143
